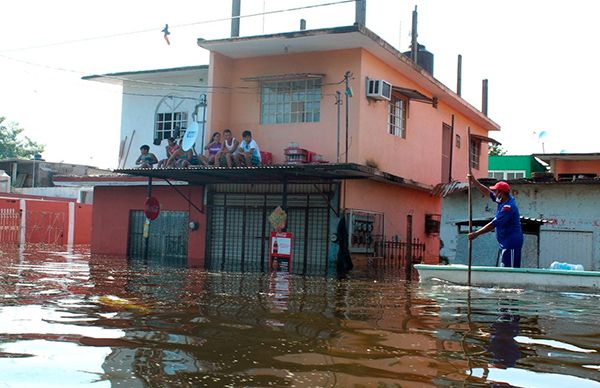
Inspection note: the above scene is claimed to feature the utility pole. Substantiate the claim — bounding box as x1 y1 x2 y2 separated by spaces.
335 91 341 163
344 71 352 164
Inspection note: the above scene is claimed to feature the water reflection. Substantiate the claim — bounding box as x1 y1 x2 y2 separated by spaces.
0 246 599 387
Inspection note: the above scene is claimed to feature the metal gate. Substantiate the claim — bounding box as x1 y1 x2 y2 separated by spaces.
128 210 189 265
206 183 334 275
0 208 20 243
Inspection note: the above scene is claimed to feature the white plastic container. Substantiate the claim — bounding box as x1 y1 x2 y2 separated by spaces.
550 261 584 271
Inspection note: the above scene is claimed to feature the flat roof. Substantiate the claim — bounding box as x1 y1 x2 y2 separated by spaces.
82 65 209 86
533 153 600 162
115 163 433 192
198 25 500 132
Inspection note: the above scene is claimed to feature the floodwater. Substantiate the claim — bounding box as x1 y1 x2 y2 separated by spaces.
1 247 599 388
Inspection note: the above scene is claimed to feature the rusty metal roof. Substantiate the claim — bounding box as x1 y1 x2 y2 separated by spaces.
115 163 433 192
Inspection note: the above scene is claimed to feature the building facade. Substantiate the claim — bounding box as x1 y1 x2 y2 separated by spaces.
89 24 501 274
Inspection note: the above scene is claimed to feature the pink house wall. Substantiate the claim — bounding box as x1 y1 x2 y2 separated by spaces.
345 180 440 263
207 48 491 185
357 49 490 184
208 49 362 165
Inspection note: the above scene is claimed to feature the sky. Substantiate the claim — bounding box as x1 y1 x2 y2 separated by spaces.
1 0 599 169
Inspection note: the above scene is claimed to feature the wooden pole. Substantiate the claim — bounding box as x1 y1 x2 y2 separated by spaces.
467 127 473 287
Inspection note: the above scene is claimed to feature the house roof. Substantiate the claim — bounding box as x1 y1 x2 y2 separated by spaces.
82 65 209 86
197 25 500 132
114 163 434 192
533 153 600 162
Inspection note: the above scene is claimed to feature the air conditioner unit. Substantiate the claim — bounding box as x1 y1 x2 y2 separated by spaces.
366 79 392 101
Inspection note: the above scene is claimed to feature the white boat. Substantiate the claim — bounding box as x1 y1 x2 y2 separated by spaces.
414 264 600 291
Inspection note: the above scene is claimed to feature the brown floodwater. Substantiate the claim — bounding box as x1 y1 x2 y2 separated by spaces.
0 245 599 387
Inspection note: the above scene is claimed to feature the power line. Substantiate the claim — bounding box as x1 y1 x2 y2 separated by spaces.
0 0 355 54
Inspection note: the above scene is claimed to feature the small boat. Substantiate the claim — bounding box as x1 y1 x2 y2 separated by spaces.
414 264 600 291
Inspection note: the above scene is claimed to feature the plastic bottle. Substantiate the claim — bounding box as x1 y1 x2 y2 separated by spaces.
550 261 584 271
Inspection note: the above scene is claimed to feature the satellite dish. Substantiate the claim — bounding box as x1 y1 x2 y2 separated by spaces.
182 122 199 151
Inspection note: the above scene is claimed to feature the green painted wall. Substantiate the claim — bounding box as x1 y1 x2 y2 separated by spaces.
488 155 546 177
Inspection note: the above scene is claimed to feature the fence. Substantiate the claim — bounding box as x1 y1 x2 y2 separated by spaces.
0 208 21 243
372 238 426 279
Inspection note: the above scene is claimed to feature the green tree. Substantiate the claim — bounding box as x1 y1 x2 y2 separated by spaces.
0 117 45 159
488 143 507 156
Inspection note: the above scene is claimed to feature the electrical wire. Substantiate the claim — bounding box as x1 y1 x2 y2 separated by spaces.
0 0 355 54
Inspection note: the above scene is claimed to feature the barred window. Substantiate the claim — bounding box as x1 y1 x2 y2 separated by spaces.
261 79 321 124
470 139 481 170
155 111 188 141
388 94 407 138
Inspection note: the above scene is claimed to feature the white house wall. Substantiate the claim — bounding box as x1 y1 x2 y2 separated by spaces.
119 70 208 168
441 183 600 270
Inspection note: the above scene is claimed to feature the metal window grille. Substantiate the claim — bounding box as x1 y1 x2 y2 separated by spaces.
260 79 321 124
206 187 332 276
388 95 406 138
128 210 189 265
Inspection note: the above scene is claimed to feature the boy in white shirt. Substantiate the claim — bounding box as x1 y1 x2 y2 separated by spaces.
235 130 262 167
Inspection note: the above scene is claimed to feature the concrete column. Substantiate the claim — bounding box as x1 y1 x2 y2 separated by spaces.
231 0 241 37
355 0 366 26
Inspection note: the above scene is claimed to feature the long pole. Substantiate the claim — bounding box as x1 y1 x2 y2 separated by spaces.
336 91 341 163
467 127 473 287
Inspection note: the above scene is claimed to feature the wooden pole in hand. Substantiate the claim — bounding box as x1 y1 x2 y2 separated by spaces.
467 127 473 287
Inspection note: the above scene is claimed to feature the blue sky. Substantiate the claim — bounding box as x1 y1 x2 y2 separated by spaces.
1 0 599 168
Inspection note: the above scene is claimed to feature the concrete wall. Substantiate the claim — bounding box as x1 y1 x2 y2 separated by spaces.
91 185 206 267
345 180 440 263
206 48 491 185
441 183 600 270
119 69 209 168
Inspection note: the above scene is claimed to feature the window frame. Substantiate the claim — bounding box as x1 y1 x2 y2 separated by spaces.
470 139 481 170
488 170 526 180
260 78 322 125
388 93 407 138
154 95 190 141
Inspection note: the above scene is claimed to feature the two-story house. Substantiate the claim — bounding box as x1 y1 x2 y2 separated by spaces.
90 22 500 274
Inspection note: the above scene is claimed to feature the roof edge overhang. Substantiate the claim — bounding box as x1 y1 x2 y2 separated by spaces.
198 25 500 131
82 65 209 85
114 163 434 193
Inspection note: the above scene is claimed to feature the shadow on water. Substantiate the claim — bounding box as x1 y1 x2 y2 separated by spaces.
1 244 599 387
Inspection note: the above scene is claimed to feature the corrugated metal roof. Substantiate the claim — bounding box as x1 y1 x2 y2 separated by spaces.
115 163 434 192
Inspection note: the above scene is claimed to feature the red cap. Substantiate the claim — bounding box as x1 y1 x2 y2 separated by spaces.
489 181 510 193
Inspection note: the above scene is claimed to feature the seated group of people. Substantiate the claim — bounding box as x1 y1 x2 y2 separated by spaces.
135 129 261 169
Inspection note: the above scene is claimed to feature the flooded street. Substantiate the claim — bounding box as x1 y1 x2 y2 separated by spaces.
1 246 599 387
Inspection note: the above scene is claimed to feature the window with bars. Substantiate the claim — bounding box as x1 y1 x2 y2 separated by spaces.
155 111 188 141
470 139 481 170
260 79 321 124
388 94 407 138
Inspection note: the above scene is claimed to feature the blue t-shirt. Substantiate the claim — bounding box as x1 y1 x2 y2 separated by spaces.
490 193 523 249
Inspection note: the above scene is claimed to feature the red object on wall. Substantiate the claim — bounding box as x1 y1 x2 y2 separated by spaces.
144 196 160 220
269 231 293 273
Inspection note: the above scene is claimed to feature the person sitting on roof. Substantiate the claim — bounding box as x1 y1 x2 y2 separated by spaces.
135 145 158 169
176 146 200 168
235 130 261 167
215 129 239 167
199 132 222 166
157 137 181 168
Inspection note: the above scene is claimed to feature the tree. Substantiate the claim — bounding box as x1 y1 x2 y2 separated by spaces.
0 117 45 159
488 143 507 156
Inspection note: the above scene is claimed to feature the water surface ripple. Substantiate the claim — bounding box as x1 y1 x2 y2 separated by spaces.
0 246 599 387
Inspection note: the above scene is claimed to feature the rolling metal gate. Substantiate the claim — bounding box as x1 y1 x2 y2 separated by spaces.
128 210 189 265
206 183 334 276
